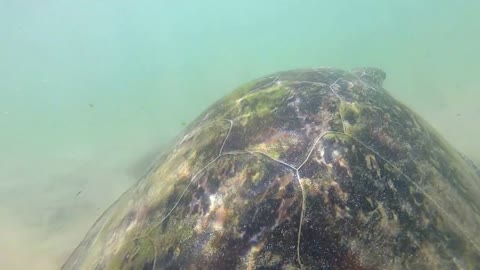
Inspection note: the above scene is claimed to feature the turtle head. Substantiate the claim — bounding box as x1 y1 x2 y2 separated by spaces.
351 67 386 88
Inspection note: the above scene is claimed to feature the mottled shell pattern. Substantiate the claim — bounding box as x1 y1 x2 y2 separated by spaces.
63 68 480 270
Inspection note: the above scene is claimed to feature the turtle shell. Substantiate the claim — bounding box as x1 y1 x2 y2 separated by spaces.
63 68 480 270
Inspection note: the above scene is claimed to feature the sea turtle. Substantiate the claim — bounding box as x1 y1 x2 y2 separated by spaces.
63 68 480 269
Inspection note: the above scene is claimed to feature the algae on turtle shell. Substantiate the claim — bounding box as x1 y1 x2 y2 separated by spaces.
63 67 480 270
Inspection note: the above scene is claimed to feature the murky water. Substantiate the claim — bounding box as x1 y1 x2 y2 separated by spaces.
1 1 479 269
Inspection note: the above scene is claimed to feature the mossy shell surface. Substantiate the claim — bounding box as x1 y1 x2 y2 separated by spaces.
63 68 480 270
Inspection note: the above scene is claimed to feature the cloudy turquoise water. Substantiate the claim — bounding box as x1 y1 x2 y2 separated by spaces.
1 1 479 269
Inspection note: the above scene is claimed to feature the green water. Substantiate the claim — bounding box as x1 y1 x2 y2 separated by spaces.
1 1 479 269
